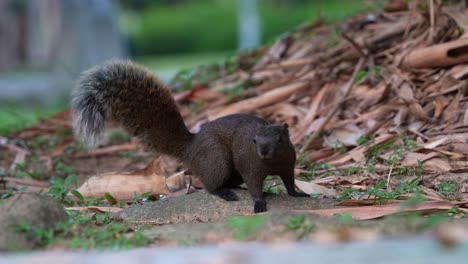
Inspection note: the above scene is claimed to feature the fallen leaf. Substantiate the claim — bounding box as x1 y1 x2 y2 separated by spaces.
73 159 188 201
326 124 365 146
72 143 139 159
335 199 399 206
295 180 338 198
424 137 448 149
441 92 461 123
295 201 455 220
398 83 415 102
433 98 448 119
401 152 452 172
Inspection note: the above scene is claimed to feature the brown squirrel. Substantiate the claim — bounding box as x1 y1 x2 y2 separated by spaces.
72 60 309 213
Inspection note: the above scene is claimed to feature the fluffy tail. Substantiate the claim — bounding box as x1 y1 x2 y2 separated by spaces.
72 60 194 157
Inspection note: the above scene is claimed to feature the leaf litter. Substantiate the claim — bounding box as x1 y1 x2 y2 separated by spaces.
1 1 468 222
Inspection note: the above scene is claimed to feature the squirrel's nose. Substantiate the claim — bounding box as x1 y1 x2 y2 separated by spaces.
260 149 269 156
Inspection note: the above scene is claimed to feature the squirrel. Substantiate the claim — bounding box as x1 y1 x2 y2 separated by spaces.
72 60 309 213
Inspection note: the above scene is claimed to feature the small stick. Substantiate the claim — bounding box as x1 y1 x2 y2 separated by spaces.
300 57 366 152
341 32 368 57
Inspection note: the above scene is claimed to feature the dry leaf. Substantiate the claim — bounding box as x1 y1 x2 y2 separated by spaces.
401 152 452 172
326 124 365 146
335 199 399 206
295 180 338 198
73 159 188 201
210 81 309 120
296 201 455 220
398 83 414 102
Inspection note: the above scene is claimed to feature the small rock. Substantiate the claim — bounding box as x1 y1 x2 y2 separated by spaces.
0 192 68 251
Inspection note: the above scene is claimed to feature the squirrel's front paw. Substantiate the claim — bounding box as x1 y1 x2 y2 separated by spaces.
288 191 310 198
254 200 267 213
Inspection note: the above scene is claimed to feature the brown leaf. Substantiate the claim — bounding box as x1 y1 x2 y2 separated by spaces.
398 83 414 102
393 107 408 127
451 143 468 155
408 103 429 120
295 180 338 198
326 124 365 146
50 137 75 157
74 159 188 201
72 143 139 159
335 199 398 206
295 201 455 220
442 92 462 123
433 98 449 120
401 152 452 172
424 137 449 149
209 81 309 120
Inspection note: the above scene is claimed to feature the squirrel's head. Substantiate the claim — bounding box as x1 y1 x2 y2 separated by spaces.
253 123 290 160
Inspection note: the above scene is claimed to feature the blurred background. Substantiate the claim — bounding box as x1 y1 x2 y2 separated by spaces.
0 0 373 135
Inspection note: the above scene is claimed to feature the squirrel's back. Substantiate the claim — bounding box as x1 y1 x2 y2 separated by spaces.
72 60 193 156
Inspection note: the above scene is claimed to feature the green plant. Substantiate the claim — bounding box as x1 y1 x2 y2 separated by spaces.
224 83 248 102
357 135 375 146
332 140 346 154
227 215 266 241
298 163 335 180
94 212 113 225
108 131 131 144
53 159 76 178
354 70 369 82
335 213 353 226
436 180 457 197
296 153 310 167
48 174 77 204
263 175 285 194
337 177 423 203
14 160 42 179
286 214 315 239
336 188 356 201
18 210 152 250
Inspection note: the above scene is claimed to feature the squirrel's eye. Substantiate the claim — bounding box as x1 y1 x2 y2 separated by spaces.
278 137 282 143
253 138 257 144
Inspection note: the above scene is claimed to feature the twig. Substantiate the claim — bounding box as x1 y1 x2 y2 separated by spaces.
71 143 139 159
300 57 366 152
426 128 468 136
386 161 394 191
0 141 30 171
428 0 435 41
341 32 368 57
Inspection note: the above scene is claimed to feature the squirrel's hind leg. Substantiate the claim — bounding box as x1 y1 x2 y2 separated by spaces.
210 188 239 201
190 146 238 201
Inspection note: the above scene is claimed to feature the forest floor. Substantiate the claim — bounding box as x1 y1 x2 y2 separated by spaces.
0 0 467 258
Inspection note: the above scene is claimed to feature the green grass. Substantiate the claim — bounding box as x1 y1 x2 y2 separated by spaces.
137 51 233 71
259 0 377 44
137 51 234 81
122 0 379 56
0 102 66 136
14 210 152 250
227 215 267 240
